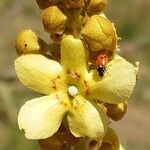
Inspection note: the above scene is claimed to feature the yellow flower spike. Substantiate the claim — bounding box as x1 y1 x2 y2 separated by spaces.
87 55 137 104
67 95 109 141
15 54 66 95
104 101 128 121
99 128 125 150
42 6 67 34
18 93 69 139
81 15 118 53
87 0 108 15
15 29 48 55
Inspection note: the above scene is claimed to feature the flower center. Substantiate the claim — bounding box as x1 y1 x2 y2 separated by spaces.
67 85 79 98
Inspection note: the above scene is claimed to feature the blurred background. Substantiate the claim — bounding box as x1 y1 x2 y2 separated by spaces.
0 0 150 149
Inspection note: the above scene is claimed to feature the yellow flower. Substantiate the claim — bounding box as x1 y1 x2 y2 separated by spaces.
14 35 137 141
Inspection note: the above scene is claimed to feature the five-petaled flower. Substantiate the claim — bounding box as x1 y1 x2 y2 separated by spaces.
15 35 137 141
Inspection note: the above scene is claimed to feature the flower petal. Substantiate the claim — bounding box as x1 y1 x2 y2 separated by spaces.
61 35 89 77
18 93 69 139
88 55 137 104
67 95 109 141
15 54 66 95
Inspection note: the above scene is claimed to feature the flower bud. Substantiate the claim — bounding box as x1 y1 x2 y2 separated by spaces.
63 0 84 9
87 0 107 15
81 15 118 53
15 29 48 55
42 6 67 34
104 101 128 121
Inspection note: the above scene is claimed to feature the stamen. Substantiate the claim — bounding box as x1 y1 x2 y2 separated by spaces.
68 85 79 97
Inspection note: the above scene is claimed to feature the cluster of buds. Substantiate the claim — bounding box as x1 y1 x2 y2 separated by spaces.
38 0 117 52
14 0 138 150
15 0 118 54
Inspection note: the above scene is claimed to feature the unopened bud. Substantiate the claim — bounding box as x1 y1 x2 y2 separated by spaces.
81 15 118 53
104 101 128 121
15 29 48 55
42 6 67 33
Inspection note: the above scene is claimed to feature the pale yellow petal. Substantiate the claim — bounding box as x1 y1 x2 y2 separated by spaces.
88 55 136 104
61 35 89 78
18 93 69 139
67 95 109 141
15 54 66 95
